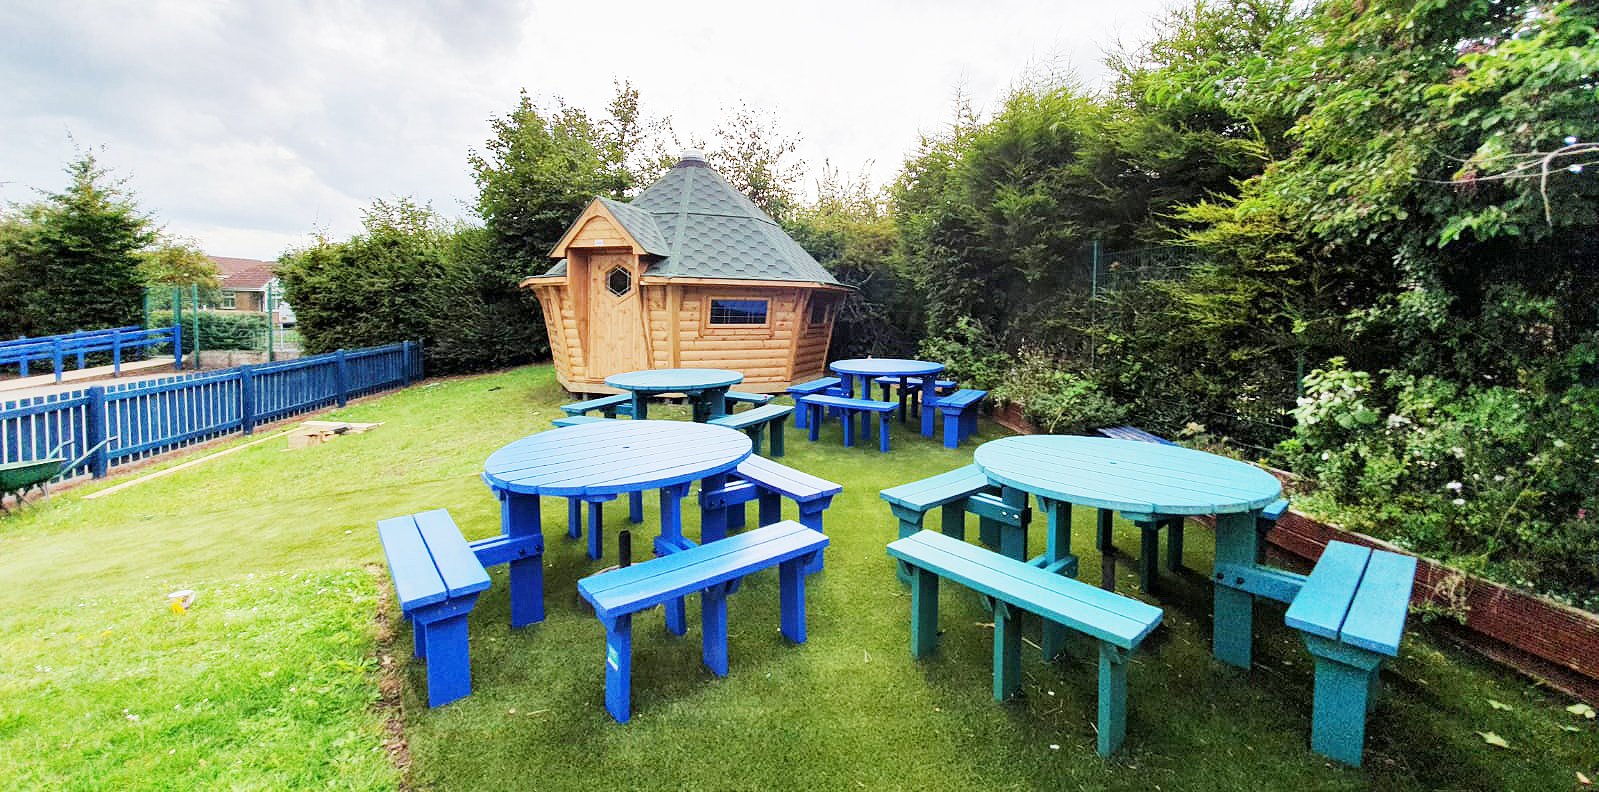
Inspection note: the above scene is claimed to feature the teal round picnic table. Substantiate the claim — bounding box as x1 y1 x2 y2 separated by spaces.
972 434 1283 668
604 368 744 422
829 358 945 436
482 419 753 634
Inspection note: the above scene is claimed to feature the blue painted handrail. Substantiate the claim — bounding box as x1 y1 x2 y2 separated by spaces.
0 325 182 381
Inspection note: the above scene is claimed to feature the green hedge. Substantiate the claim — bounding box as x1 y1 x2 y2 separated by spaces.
148 310 268 353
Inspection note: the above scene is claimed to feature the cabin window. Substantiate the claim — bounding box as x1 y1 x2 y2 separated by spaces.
220 290 237 310
605 265 632 297
808 298 831 326
709 298 768 326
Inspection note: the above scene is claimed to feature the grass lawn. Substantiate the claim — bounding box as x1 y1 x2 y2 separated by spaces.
1 364 1594 790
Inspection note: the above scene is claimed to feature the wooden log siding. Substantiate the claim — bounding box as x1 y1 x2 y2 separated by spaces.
0 342 422 483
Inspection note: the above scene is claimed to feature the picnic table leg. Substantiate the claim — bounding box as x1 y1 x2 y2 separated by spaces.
769 415 786 458
629 391 649 420
897 376 910 423
992 600 1022 701
919 377 936 438
778 557 809 643
1097 643 1129 757
910 565 939 657
567 498 582 540
703 387 730 422
879 412 891 453
1136 520 1160 593
587 499 606 560
1212 510 1260 669
807 404 821 441
701 583 731 676
655 483 693 636
629 492 644 524
1165 516 1184 571
700 472 730 542
841 410 855 447
602 615 634 723
501 491 546 627
1097 509 1116 591
1040 498 1075 659
999 486 1029 561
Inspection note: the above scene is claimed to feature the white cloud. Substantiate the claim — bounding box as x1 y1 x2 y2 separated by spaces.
0 0 1175 259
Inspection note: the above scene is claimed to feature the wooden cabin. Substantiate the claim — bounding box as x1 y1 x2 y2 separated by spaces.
523 152 848 394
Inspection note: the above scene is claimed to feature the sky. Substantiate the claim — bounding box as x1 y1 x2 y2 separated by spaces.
0 0 1177 260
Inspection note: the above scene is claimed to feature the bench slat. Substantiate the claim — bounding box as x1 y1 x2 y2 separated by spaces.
931 389 986 409
709 404 793 431
787 377 841 395
888 530 1162 649
579 522 827 618
1339 550 1417 656
1096 425 1177 446
377 515 448 611
562 393 632 415
1284 541 1371 640
880 464 992 510
413 509 491 599
737 455 841 500
800 394 897 413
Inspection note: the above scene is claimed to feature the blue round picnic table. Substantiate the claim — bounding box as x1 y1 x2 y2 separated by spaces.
829 358 946 436
604 368 744 422
972 434 1283 668
483 420 753 634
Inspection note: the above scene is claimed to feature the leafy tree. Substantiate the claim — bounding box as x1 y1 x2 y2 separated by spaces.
706 103 806 223
0 150 154 337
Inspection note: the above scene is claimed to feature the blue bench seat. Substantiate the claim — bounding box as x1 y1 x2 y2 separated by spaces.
797 393 898 452
786 377 842 429
552 414 611 427
699 454 841 573
926 388 986 448
708 403 793 457
724 391 774 412
874 376 957 419
887 530 1163 757
577 521 829 723
561 393 635 418
1095 425 1175 445
377 509 491 707
1283 541 1417 766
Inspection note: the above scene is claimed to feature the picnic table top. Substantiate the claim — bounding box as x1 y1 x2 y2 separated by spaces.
603 368 744 393
829 358 945 378
483 420 752 498
973 435 1282 516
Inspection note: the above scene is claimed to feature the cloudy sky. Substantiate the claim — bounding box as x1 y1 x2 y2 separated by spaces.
0 0 1175 260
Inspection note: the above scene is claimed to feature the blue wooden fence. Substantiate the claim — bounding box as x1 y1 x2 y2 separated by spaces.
0 341 422 481
0 325 183 382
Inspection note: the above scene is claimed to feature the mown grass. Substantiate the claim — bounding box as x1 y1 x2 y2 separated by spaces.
0 365 1593 791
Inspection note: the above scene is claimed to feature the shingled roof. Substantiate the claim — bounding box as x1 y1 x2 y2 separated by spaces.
539 153 840 286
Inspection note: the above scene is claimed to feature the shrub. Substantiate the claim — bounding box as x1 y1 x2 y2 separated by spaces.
147 309 268 352
995 350 1125 434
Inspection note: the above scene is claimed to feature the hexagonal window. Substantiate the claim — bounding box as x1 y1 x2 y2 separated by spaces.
605 265 632 297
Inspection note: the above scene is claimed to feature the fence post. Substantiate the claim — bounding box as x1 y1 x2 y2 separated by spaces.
240 365 256 435
172 323 183 371
52 337 63 382
400 341 413 386
335 349 349 407
413 340 424 381
190 283 201 369
86 386 108 478
112 331 123 376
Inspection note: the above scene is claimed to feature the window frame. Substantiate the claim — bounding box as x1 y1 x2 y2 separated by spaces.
220 290 237 310
807 296 833 328
705 296 771 329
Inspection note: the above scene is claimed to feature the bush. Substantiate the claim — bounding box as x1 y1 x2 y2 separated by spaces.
916 316 1009 389
995 350 1125 434
148 309 268 352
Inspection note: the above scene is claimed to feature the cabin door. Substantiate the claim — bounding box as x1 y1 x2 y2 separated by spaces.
585 251 648 377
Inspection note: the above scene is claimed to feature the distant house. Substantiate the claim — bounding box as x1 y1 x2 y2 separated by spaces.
208 256 295 325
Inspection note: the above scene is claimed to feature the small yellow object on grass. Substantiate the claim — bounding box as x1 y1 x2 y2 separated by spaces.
166 589 196 614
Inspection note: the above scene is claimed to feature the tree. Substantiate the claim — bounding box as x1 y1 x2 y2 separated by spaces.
139 236 222 305
706 103 806 223
0 150 154 337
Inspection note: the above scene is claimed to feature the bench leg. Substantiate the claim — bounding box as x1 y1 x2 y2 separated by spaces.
629 491 644 525
1304 636 1383 767
567 498 582 540
778 558 809 644
992 600 1022 701
910 566 939 658
942 410 961 449
412 614 426 659
602 615 634 723
700 472 729 543
1137 521 1159 593
420 612 472 708
747 426 763 455
798 501 829 574
587 500 605 561
702 584 730 677
1165 517 1184 571
1041 499 1073 660
630 392 649 421
920 381 936 437
502 491 547 628
758 490 782 527
1097 643 1129 757
841 410 855 447
879 413 891 453
978 514 1000 550
808 405 821 441
728 497 747 532
792 397 807 429
770 417 786 458
940 503 965 540
1212 512 1259 669
1097 509 1116 590
861 409 872 442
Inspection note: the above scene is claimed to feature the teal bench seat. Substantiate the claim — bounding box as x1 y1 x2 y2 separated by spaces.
561 393 635 418
880 464 996 541
887 530 1163 756
377 509 492 707
927 388 986 449
786 377 842 429
699 455 842 573
1283 540 1417 767
724 391 774 412
797 393 898 452
577 521 829 723
708 403 793 457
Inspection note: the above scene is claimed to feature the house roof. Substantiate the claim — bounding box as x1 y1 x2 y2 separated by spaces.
210 256 277 291
538 153 840 286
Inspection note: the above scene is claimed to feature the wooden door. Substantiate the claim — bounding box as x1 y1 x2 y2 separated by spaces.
585 251 647 377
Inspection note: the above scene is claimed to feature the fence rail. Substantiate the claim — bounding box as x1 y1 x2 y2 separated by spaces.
0 341 422 481
1 325 182 382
